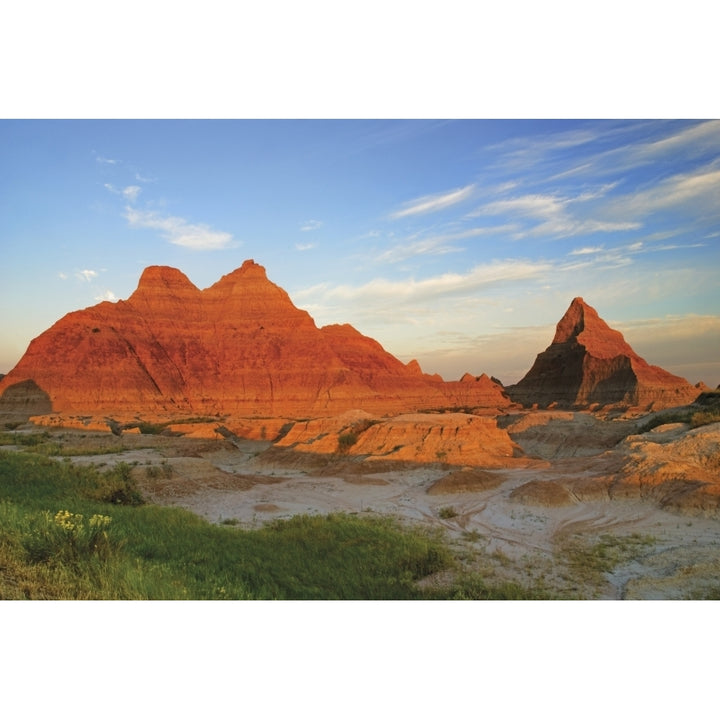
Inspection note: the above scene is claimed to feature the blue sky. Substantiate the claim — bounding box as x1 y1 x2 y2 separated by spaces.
1 119 719 386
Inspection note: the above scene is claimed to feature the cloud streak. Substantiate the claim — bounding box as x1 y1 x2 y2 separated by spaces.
603 165 720 220
473 189 641 239
124 207 234 250
296 258 554 308
390 184 475 219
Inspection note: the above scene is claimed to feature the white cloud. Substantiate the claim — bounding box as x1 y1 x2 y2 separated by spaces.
300 220 323 231
58 272 68 280
629 120 720 163
569 246 604 256
104 184 141 203
96 156 117 165
124 207 234 250
375 237 463 264
474 190 641 238
604 166 720 219
390 183 475 219
122 185 141 202
95 290 117 302
76 269 98 282
373 226 514 264
295 242 317 251
297 259 553 307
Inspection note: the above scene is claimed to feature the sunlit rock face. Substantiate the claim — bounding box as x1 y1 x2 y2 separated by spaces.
507 297 699 410
0 260 511 418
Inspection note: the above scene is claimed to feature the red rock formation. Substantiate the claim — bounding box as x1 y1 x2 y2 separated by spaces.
0 260 511 418
507 297 700 410
275 410 525 467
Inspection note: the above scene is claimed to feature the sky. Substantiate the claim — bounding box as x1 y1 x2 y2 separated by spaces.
1 119 719 387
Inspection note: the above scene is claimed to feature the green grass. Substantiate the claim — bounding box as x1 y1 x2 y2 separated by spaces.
0 450 473 600
558 533 656 588
0 431 126 457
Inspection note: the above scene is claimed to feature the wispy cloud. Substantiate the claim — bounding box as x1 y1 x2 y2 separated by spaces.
569 246 604 256
626 120 720 164
297 258 553 307
295 242 317 251
603 165 720 220
374 226 511 264
124 207 234 250
105 184 141 202
95 156 117 165
58 272 68 280
473 189 641 239
300 219 323 232
76 269 98 282
95 290 117 302
375 237 463 264
390 184 475 219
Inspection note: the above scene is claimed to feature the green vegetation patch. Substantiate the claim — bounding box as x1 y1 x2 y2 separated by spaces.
558 532 656 589
0 430 126 457
0 450 459 600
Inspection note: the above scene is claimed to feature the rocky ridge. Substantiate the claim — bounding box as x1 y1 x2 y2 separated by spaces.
0 260 511 418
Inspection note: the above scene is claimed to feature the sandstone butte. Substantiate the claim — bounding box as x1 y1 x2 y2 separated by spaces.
506 297 700 410
0 260 511 419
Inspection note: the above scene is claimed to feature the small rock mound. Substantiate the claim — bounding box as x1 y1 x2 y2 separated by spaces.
510 480 578 507
427 468 506 495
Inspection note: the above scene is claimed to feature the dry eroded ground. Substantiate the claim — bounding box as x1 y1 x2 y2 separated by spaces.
5 412 719 600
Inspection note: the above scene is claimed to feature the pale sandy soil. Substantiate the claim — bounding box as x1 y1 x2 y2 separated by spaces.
6 419 719 599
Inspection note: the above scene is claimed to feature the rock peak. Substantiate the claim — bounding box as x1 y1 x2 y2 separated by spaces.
209 260 271 292
130 266 199 301
552 297 598 344
508 297 698 409
239 259 267 276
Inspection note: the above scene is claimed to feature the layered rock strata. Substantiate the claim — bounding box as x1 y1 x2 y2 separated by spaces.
275 410 525 467
507 297 699 410
0 261 511 418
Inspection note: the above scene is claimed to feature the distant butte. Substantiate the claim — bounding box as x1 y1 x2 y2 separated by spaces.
0 260 511 418
506 297 699 410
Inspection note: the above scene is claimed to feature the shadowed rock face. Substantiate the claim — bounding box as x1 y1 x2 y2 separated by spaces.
0 260 511 417
0 379 52 418
507 297 699 410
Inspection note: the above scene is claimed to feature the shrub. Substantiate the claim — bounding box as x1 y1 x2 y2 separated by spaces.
438 506 458 519
23 509 115 564
690 410 720 428
337 431 358 452
87 463 144 506
145 461 173 480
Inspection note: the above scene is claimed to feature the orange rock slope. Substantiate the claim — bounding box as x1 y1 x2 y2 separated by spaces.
507 297 699 410
0 260 511 418
274 410 526 467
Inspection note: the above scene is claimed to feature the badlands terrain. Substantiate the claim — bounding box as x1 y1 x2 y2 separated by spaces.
2 403 719 599
1 260 718 599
